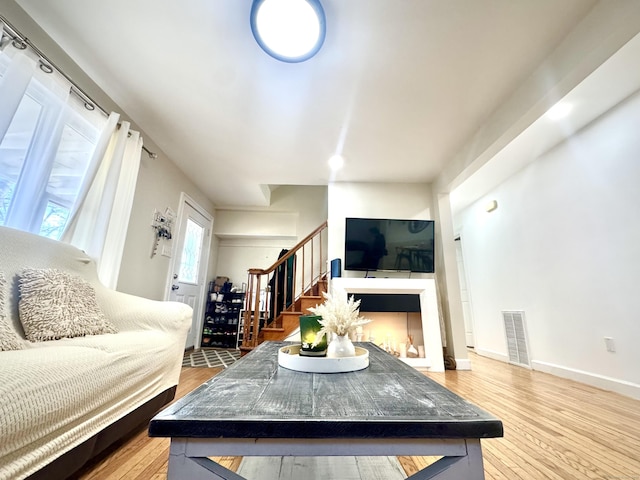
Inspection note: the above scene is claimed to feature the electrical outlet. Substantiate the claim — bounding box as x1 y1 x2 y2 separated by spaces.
604 337 616 353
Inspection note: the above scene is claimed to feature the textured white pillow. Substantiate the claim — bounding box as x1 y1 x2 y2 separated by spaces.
0 272 24 350
18 268 117 342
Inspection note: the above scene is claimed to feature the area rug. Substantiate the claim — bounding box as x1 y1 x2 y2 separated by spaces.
237 456 405 480
182 348 241 368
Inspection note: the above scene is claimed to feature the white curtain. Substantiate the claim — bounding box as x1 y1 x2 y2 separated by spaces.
0 36 143 289
0 47 73 232
62 121 143 289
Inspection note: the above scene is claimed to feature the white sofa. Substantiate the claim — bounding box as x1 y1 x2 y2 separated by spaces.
0 226 192 480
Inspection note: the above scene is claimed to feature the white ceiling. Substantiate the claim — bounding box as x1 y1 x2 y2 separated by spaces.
13 0 622 208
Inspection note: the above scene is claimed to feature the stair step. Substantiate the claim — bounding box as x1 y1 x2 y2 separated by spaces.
261 327 285 333
260 311 302 342
300 295 322 314
316 279 328 295
242 266 329 347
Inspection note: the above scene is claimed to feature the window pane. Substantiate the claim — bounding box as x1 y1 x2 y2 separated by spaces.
0 73 106 235
178 219 204 283
39 201 70 240
47 123 96 208
0 182 16 226
0 95 42 227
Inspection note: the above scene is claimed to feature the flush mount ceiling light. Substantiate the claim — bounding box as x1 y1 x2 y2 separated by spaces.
250 0 326 63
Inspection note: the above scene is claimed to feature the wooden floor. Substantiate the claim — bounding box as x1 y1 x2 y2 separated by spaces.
71 350 640 480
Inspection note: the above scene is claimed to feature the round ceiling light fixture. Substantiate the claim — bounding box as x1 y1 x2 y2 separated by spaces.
250 0 326 63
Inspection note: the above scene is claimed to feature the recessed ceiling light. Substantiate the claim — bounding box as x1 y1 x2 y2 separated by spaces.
250 0 326 63
546 102 573 120
329 154 344 170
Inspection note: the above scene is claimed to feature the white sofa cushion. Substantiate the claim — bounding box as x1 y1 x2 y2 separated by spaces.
18 268 117 342
0 225 192 479
0 273 23 351
0 330 183 480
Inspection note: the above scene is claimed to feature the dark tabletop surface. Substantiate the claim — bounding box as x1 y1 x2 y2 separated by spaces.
149 341 503 439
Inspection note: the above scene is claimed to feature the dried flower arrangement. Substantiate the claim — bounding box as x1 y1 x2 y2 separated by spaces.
309 286 371 347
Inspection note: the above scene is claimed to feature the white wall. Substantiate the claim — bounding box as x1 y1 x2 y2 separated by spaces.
327 182 452 364
212 186 328 287
215 239 295 289
454 90 640 398
0 1 217 301
327 182 433 278
117 153 216 300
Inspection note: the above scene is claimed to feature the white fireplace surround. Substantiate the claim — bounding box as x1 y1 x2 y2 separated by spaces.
331 277 445 372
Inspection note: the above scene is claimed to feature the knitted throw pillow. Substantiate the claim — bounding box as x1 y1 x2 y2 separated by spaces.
0 272 24 350
18 268 117 342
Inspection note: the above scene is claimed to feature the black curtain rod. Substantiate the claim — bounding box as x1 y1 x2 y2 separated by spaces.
0 14 157 159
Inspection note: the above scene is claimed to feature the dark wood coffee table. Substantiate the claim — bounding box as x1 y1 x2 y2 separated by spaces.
149 342 503 479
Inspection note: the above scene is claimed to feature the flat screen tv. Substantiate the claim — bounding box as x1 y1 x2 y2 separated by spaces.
344 218 435 273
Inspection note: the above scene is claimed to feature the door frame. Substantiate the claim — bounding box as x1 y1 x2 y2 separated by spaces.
165 192 213 349
454 231 476 348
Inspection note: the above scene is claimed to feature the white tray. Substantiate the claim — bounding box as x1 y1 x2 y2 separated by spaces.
278 344 369 373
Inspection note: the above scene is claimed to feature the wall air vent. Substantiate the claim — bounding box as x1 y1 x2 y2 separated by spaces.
502 310 531 368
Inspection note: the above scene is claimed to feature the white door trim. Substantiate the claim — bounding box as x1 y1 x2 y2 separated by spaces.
166 192 213 349
454 230 475 348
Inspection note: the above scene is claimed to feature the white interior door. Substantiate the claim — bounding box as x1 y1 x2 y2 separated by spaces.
455 236 475 348
169 196 212 349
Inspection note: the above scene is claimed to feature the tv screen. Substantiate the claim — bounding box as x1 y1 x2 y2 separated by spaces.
344 218 435 273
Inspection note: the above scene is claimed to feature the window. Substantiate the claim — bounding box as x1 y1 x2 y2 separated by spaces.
178 218 204 284
0 51 107 239
39 200 70 240
0 39 143 289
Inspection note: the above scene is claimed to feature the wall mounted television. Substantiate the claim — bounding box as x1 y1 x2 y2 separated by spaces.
344 218 435 273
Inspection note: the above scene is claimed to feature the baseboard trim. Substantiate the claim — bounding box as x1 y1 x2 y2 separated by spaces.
475 348 640 400
531 360 640 400
474 348 509 363
455 358 472 370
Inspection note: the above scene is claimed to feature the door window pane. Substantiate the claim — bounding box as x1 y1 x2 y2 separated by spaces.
179 218 204 283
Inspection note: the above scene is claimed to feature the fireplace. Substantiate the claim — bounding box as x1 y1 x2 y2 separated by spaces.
331 277 444 371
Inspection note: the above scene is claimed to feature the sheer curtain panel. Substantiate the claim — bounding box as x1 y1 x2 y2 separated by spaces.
0 31 143 289
63 121 143 288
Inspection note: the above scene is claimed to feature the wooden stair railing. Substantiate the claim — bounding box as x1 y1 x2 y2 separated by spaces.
241 221 328 351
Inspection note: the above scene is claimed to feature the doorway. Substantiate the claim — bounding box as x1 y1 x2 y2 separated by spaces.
167 193 213 349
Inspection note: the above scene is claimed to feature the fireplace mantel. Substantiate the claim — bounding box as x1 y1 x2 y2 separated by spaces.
331 277 444 371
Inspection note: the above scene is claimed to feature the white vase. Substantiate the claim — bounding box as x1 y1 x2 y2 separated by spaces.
327 334 356 358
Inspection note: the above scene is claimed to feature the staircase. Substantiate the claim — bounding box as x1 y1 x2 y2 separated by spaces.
240 222 328 353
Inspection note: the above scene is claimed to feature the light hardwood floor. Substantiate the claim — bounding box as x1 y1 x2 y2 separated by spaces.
71 351 640 480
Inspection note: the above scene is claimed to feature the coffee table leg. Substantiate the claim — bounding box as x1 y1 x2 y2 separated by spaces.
168 439 246 480
406 439 486 480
